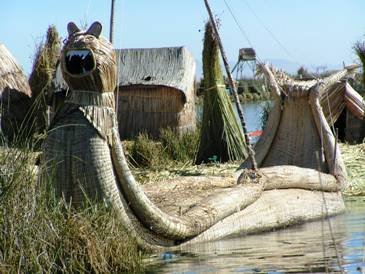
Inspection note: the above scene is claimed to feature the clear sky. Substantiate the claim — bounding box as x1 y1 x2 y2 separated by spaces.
1 0 365 76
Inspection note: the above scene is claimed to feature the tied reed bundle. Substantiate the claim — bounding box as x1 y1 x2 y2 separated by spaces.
28 25 61 134
196 22 248 164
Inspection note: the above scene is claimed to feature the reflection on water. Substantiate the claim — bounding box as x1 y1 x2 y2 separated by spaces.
241 101 271 144
146 198 365 273
241 101 270 132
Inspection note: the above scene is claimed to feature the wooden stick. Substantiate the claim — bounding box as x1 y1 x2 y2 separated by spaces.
334 128 338 172
203 0 257 170
109 0 116 43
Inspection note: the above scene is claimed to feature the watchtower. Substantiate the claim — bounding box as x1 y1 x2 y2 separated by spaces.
231 48 256 80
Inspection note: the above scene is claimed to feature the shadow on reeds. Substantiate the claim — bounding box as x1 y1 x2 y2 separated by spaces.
0 83 51 149
0 136 144 273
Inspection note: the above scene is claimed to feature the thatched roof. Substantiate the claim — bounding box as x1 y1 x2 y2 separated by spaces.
0 44 31 99
115 47 196 100
344 81 365 119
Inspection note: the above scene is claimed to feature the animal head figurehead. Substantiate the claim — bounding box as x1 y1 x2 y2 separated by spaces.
61 21 117 93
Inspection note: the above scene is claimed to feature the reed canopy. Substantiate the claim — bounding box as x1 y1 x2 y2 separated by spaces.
0 44 32 141
243 64 358 187
115 47 197 139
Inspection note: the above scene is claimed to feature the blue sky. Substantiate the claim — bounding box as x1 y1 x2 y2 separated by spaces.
1 0 365 76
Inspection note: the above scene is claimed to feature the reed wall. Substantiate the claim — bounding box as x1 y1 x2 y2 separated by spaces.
116 85 196 139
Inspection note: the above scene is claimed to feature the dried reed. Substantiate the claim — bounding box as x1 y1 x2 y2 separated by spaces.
340 142 365 196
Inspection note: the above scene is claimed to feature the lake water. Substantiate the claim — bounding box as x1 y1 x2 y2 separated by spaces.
147 197 365 273
241 100 269 132
240 100 271 144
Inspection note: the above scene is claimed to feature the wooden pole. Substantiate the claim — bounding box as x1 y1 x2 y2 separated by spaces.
109 0 116 43
203 0 258 170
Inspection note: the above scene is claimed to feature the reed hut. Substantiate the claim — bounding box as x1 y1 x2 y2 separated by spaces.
0 44 32 141
115 47 196 139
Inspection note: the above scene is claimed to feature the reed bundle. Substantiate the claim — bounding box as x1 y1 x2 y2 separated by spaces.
28 25 61 133
196 22 248 164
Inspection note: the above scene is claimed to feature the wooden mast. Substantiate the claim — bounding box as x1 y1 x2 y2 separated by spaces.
109 0 116 43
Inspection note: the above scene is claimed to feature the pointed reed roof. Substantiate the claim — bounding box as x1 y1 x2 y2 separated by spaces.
0 44 31 99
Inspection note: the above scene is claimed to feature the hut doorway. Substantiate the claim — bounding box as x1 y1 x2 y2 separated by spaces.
334 109 347 142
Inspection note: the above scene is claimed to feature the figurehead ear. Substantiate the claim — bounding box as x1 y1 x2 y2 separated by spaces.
67 22 80 36
86 21 102 38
